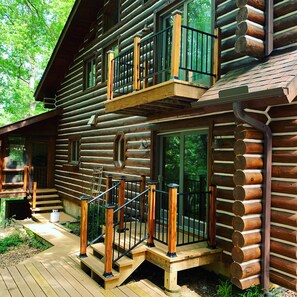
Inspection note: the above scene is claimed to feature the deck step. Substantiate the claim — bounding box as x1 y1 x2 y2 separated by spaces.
35 194 60 199
81 254 119 289
31 205 63 212
31 200 62 205
92 243 134 269
36 188 58 194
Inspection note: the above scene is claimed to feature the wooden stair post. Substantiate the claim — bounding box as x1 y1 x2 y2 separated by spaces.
171 10 182 79
167 183 178 258
118 176 126 232
23 166 28 192
140 175 146 221
106 174 113 204
32 182 37 213
208 185 217 248
80 195 89 258
107 50 114 100
104 205 115 278
147 182 157 247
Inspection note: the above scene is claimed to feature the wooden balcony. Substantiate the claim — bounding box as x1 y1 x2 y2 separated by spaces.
105 12 220 116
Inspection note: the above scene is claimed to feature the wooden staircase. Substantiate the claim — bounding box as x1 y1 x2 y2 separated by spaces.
30 188 63 213
81 242 146 289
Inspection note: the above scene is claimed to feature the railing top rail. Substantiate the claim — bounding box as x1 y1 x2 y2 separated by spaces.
88 182 120 204
181 25 217 38
154 189 168 195
113 186 149 214
139 25 172 44
113 46 134 61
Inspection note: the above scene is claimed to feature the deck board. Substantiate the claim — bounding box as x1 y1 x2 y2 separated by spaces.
16 264 47 297
0 259 168 297
7 266 35 297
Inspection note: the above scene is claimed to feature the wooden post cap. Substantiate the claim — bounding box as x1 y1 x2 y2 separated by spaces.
167 183 179 188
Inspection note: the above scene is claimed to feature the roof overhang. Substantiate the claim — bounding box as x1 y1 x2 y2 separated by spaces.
0 109 61 135
34 0 104 101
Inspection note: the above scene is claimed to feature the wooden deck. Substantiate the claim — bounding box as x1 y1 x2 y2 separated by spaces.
0 257 167 297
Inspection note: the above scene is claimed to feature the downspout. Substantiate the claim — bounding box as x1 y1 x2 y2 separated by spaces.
233 102 272 294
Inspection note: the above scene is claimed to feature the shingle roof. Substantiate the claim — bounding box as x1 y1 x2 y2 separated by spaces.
196 44 297 105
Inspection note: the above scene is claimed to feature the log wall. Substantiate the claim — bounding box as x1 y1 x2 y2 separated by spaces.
216 0 297 70
54 0 161 205
211 114 237 264
268 103 297 292
231 123 264 289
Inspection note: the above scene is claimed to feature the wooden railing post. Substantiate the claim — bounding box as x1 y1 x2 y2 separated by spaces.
106 174 113 204
147 181 156 247
107 50 115 100
167 183 178 257
133 34 141 91
140 175 146 221
212 28 221 85
208 185 217 248
23 166 28 192
171 10 182 79
118 176 126 232
80 195 89 258
32 182 37 213
104 205 115 278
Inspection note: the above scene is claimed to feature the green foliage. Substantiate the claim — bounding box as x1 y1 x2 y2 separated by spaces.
0 0 75 125
0 232 23 253
0 229 50 254
64 222 80 236
216 280 233 297
1 215 16 228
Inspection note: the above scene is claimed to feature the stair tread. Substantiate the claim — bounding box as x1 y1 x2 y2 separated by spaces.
36 194 60 199
31 206 63 211
92 243 134 267
81 254 119 281
36 188 57 194
32 200 62 205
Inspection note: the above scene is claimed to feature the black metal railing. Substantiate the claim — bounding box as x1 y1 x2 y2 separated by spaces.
154 181 210 246
139 26 173 87
113 47 134 95
87 182 120 245
180 25 216 86
112 186 149 263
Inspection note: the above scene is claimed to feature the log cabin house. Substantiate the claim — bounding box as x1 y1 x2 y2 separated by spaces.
0 0 296 294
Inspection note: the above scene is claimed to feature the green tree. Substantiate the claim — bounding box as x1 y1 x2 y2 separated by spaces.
0 0 74 126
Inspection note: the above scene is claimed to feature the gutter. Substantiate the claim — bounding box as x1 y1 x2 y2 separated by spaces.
233 102 272 294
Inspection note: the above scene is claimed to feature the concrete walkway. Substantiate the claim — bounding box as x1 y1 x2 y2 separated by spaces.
0 215 169 297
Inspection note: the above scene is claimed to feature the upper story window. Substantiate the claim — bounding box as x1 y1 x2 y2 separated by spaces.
84 57 96 89
103 0 120 33
160 0 212 33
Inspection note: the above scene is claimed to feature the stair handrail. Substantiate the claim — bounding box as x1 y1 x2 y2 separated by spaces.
79 181 120 258
103 186 150 277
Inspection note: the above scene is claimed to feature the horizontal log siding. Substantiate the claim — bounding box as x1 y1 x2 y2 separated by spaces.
54 1 163 203
268 102 297 292
211 113 236 264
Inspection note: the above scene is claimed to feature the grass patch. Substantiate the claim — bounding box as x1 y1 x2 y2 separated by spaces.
0 229 50 254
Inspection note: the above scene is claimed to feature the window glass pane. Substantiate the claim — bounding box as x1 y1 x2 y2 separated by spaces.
86 58 96 89
187 0 212 32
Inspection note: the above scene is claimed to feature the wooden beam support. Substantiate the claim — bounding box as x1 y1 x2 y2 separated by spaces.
232 245 261 263
118 176 126 232
234 140 263 155
233 200 262 216
232 230 262 247
233 170 263 186
213 28 221 84
236 0 265 10
231 261 261 279
236 6 265 25
232 215 261 231
236 20 265 39
235 35 264 58
235 156 263 170
233 185 262 200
